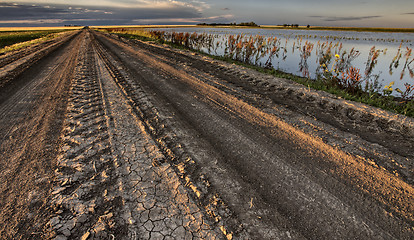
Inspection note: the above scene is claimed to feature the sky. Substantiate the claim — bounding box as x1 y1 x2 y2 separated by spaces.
1 0 413 28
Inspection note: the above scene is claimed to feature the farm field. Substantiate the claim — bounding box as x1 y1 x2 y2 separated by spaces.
0 27 413 239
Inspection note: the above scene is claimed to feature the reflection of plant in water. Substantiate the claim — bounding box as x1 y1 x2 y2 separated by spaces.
299 41 314 78
364 46 383 92
265 37 282 69
400 47 414 80
392 47 414 101
389 44 403 75
388 45 414 82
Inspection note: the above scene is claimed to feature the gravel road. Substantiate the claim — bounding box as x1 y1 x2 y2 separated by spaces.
0 28 413 239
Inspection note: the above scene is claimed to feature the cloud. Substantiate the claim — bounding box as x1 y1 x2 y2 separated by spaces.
403 12 414 15
0 19 65 24
309 15 382 22
221 8 230 11
133 14 234 24
0 3 68 19
9 0 210 11
0 2 206 26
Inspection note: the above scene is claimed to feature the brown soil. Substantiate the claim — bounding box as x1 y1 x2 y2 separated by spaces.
0 29 412 239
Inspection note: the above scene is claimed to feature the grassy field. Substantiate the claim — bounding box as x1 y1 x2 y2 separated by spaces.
1 31 58 48
0 28 80 53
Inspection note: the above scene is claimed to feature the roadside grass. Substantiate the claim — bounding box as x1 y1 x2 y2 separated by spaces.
206 55 414 117
101 29 414 118
0 30 71 53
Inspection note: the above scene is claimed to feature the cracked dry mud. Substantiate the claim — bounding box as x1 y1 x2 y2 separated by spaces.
0 29 413 239
50 34 226 239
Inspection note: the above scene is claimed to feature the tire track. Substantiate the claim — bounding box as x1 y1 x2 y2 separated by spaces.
95 39 227 240
50 30 235 239
50 33 124 239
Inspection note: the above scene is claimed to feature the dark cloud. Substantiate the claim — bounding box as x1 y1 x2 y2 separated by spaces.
0 2 203 26
0 3 68 19
309 15 382 22
221 8 230 11
403 12 414 15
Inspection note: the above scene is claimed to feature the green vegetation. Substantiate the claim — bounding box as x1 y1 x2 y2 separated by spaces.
99 28 154 42
101 28 414 117
0 30 68 51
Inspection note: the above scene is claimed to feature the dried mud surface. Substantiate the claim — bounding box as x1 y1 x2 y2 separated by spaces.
0 29 413 239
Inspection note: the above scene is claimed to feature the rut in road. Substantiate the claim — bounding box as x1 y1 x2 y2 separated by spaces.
50 31 234 239
92 30 414 239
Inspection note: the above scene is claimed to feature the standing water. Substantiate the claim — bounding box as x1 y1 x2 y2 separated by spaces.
149 27 414 96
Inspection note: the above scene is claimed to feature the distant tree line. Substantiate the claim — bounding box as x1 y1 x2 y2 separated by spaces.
281 24 311 28
197 22 259 27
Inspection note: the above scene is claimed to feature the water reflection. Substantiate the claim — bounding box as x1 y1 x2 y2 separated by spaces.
149 27 414 95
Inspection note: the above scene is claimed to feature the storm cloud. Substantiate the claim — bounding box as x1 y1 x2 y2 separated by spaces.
0 2 211 26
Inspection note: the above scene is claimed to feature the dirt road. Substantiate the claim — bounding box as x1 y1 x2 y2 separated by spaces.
0 29 413 239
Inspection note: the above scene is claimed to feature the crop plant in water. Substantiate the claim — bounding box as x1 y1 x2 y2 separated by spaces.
103 27 414 114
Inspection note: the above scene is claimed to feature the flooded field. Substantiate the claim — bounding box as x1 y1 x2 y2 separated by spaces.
150 27 414 94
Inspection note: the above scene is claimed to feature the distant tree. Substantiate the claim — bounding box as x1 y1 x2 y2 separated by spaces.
307 25 310 28
238 21 259 27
